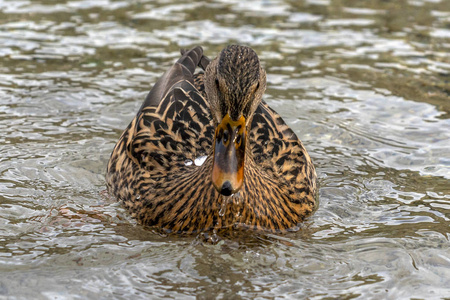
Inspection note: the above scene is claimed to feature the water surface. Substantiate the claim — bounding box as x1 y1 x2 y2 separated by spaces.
1 0 449 299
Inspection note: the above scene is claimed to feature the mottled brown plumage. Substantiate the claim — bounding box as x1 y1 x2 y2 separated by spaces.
106 45 317 234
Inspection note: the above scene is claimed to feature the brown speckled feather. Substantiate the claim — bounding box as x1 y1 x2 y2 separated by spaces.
106 46 317 234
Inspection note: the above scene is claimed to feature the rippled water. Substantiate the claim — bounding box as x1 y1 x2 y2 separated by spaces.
1 0 449 298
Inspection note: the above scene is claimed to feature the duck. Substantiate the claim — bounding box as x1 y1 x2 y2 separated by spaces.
106 45 317 234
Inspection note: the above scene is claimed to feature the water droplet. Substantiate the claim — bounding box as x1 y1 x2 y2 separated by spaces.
232 192 240 205
210 230 220 244
184 159 193 166
194 155 207 166
219 200 227 217
219 196 231 217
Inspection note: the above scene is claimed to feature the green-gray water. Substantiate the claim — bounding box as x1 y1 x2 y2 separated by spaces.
1 0 449 299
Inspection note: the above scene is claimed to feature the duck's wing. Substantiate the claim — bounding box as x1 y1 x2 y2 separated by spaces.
127 47 215 171
249 101 317 193
138 46 209 112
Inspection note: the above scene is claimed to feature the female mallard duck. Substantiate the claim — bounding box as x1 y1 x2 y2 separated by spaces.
106 45 317 234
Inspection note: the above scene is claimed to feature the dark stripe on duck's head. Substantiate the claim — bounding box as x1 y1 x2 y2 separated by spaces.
215 45 265 121
218 45 260 83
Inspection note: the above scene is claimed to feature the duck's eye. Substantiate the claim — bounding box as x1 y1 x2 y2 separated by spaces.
223 130 229 143
235 134 241 145
255 82 260 91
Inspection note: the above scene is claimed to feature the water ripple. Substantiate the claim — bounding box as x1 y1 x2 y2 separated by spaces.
0 0 449 298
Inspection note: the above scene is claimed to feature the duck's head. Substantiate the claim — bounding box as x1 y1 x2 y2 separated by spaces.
204 45 267 196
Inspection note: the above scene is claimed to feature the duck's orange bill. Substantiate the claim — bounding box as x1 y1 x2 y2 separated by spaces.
211 114 246 196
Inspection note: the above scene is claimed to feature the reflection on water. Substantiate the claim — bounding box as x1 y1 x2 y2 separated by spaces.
0 0 449 298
